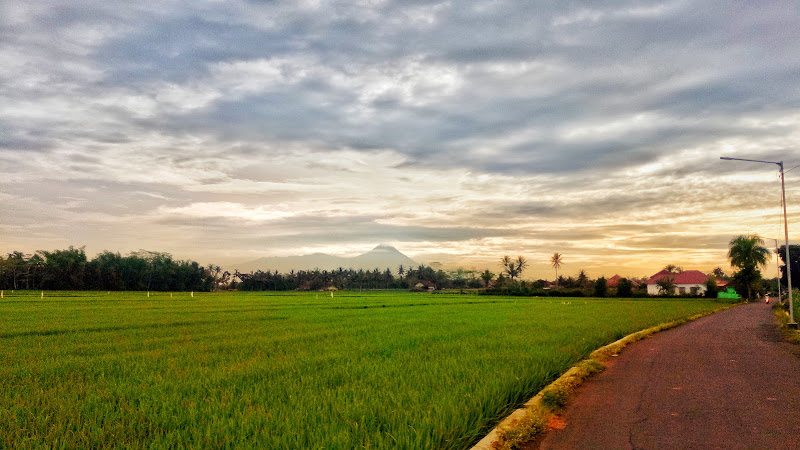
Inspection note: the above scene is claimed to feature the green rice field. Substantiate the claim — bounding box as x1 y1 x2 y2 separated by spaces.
1 291 726 448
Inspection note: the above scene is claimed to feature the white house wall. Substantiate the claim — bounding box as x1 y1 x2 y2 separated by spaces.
646 283 707 296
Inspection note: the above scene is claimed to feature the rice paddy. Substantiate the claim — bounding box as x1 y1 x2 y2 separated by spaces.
1 291 725 448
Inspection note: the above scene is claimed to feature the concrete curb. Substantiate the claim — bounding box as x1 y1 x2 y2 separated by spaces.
471 303 736 450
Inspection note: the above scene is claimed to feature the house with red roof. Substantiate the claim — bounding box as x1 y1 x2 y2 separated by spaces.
607 275 643 290
646 269 709 296
607 274 622 288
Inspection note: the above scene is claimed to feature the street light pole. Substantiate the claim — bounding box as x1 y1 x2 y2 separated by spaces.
720 156 796 328
778 162 797 328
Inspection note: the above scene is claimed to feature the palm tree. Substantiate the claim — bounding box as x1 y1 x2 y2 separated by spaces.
500 255 527 280
728 234 770 301
515 256 528 278
551 253 563 287
500 255 512 280
501 255 512 271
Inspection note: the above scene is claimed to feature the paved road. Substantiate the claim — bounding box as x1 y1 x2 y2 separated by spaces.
539 302 800 449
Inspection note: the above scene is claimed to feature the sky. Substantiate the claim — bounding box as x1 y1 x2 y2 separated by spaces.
1 0 799 279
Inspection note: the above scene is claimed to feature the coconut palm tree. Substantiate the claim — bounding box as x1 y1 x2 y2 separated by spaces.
501 255 513 278
515 256 528 278
728 234 770 301
500 255 528 280
551 253 563 287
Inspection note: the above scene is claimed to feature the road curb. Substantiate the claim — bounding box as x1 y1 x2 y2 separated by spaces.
471 303 737 450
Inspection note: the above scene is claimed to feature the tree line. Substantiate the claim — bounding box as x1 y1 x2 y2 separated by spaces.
0 247 214 292
0 247 649 295
485 254 646 297
234 264 487 291
7 244 792 296
0 248 478 292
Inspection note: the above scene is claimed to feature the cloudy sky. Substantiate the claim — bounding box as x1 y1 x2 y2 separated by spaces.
2 0 799 279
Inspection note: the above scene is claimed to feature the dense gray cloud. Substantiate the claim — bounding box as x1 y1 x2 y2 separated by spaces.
1 0 799 278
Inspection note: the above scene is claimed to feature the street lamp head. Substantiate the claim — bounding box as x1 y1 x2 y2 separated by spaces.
719 156 782 166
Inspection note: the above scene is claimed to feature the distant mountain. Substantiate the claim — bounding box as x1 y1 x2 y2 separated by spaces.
235 245 419 273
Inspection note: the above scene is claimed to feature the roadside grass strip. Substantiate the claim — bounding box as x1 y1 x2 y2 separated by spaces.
773 298 800 345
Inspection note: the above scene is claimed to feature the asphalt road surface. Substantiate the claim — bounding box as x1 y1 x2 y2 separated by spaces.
538 302 800 449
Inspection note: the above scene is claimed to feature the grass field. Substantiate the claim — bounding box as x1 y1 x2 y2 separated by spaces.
1 291 726 448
